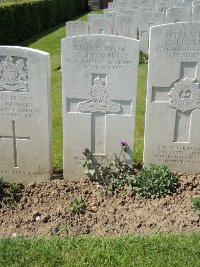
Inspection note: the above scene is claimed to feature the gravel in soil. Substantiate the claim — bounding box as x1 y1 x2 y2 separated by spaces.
0 173 199 238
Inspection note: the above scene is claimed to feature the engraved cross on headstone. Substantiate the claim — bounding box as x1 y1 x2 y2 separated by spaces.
67 74 131 154
151 62 200 142
0 120 30 167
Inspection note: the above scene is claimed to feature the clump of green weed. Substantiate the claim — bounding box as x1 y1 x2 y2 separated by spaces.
69 196 86 216
0 177 22 206
139 51 148 64
130 164 179 198
83 141 136 193
191 197 200 215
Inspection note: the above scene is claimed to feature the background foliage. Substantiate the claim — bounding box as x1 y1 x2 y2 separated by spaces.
0 0 88 44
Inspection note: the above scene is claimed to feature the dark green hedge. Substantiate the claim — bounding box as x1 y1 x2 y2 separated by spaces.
0 0 88 44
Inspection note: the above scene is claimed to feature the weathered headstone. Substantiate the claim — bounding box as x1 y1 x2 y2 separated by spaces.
193 1 200 6
116 7 139 16
104 10 121 19
114 14 138 39
175 2 192 9
66 21 89 37
89 17 114 34
144 22 200 173
0 46 52 183
108 2 115 9
166 7 192 23
62 35 139 180
157 3 174 15
192 4 200 21
87 13 104 22
139 11 165 54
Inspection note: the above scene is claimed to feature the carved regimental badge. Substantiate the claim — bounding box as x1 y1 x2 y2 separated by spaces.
77 74 121 113
168 78 200 112
0 56 28 92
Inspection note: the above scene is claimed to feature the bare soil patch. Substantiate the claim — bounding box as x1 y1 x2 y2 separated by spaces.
0 173 199 238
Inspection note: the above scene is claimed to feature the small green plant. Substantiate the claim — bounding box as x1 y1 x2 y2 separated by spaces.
69 196 86 216
139 51 148 64
0 177 5 200
0 177 22 206
83 141 136 192
191 197 200 215
0 177 5 190
130 164 179 198
9 183 22 206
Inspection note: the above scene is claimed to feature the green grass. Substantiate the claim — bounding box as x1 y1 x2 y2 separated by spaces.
134 64 147 162
0 234 199 266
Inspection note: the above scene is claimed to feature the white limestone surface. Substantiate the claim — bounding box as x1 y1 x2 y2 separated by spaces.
89 17 114 34
192 4 200 21
114 14 138 39
0 46 52 183
139 11 165 54
62 35 139 180
87 13 104 22
66 21 89 37
144 22 200 173
166 7 192 23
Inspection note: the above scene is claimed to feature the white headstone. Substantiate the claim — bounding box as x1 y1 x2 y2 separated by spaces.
115 0 131 9
108 2 115 9
193 1 200 6
114 14 138 39
139 11 165 54
89 17 114 34
87 13 104 22
104 10 121 19
192 4 200 21
144 22 200 173
0 46 52 183
117 7 139 16
66 21 89 37
62 35 139 180
157 3 174 15
166 7 192 23
175 3 192 8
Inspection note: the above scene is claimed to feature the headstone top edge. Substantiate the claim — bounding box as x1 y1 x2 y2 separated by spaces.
150 21 200 31
62 34 140 43
167 6 192 10
0 46 49 56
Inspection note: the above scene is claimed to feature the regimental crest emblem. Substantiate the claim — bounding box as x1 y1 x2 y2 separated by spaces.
0 56 28 92
168 78 200 112
77 74 121 113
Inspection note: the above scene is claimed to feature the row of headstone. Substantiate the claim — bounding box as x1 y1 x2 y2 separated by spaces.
67 15 137 39
1 22 200 183
102 0 200 54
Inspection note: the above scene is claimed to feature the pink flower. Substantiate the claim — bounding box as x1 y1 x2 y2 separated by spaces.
120 140 128 152
83 148 90 156
120 140 128 147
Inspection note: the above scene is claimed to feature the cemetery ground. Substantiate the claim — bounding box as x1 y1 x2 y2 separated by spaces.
0 11 200 266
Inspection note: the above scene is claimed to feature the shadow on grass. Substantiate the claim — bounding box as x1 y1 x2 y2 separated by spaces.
18 11 89 47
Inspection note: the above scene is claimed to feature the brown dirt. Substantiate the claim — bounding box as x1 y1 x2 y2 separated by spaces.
0 173 199 238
